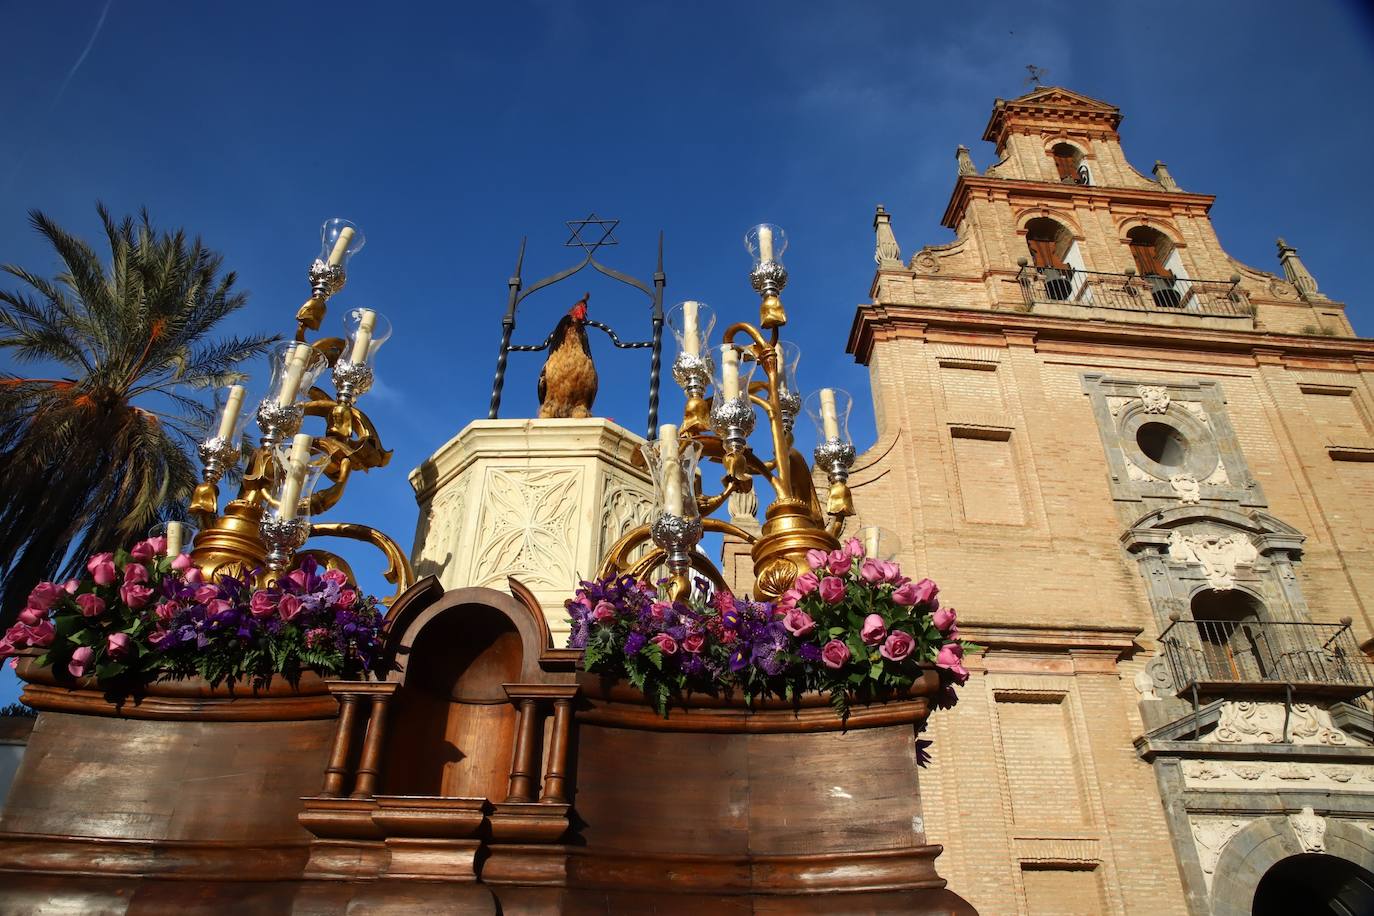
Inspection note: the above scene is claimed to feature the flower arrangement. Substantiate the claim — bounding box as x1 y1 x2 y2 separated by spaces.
0 538 386 689
567 537 972 732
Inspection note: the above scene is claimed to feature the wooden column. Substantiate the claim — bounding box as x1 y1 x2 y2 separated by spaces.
348 683 399 800
505 697 540 803
322 692 363 797
538 697 573 804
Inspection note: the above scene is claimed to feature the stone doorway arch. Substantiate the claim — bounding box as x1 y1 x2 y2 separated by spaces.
1252 853 1374 916
1209 815 1374 916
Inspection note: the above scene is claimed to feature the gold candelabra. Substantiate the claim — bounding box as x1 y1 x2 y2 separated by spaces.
188 219 415 601
598 224 857 601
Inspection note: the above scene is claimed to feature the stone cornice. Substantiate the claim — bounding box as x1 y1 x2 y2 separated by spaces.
957 621 1140 657
846 302 1374 372
941 175 1216 230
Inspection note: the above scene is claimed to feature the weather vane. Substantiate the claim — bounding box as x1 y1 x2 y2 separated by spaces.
1025 64 1048 88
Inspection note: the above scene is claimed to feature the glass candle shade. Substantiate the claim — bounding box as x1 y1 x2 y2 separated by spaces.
745 223 788 267
318 218 365 269
149 520 198 557
269 434 330 525
266 342 328 408
206 383 250 444
774 340 802 427
804 388 853 448
667 300 716 361
713 343 757 404
341 308 392 368
641 426 702 520
854 525 900 563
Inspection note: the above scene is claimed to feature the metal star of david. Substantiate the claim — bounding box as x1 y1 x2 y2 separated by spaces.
565 213 620 252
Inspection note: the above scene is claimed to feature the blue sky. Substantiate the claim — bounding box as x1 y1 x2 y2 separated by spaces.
2 0 1372 704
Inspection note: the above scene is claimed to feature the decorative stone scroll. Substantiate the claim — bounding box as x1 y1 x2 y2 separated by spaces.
1201 701 1354 747
1166 530 1257 589
1190 817 1250 888
1137 385 1171 414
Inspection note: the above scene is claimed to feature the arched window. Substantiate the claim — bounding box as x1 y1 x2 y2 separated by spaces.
1126 226 1186 308
1025 217 1079 301
1050 143 1090 185
1191 589 1272 682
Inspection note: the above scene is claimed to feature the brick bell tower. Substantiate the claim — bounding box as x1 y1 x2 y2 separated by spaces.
849 86 1374 915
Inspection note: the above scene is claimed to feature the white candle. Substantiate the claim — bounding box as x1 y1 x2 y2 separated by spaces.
349 309 377 364
216 384 245 441
277 433 314 522
276 344 310 406
864 528 879 558
659 424 681 515
722 347 740 400
757 225 774 263
820 388 839 440
682 301 699 357
166 521 184 556
327 226 355 267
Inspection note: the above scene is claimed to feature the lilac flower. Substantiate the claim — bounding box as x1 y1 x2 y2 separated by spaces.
625 632 648 655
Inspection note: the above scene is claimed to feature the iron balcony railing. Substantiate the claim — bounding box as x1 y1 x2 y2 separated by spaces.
1016 266 1253 318
1159 618 1372 699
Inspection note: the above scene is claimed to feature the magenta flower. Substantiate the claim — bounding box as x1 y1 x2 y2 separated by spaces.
323 568 349 587
949 663 970 686
826 550 851 576
932 606 957 633
682 633 705 654
75 594 106 618
25 620 54 648
27 582 62 610
154 601 179 622
86 553 116 587
130 539 157 561
123 563 149 586
879 560 903 584
911 578 939 606
651 633 679 655
193 585 219 605
859 558 885 584
821 639 851 669
880 630 915 662
936 642 964 669
793 571 819 596
62 579 80 594
843 537 864 558
120 583 155 609
206 599 234 620
68 646 95 677
776 588 802 613
106 632 132 659
783 608 816 638
592 600 616 624
805 549 829 570
17 607 45 627
818 576 846 603
649 601 671 621
892 582 920 606
171 552 193 572
183 567 205 585
249 591 278 618
861 613 887 645
278 594 303 622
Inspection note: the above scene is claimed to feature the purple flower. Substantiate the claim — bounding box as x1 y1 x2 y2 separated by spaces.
625 632 647 655
798 643 823 662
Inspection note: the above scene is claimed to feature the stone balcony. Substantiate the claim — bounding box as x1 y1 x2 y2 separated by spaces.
1016 265 1257 331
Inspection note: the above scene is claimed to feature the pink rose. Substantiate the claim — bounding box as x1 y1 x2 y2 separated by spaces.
650 633 678 655
106 632 132 658
892 582 920 606
24 620 54 647
591 600 616 624
68 645 95 677
120 583 155 609
861 613 887 645
130 539 156 560
147 535 168 556
844 537 865 558
75 593 106 618
821 639 851 669
18 607 45 627
323 568 349 587
86 553 116 587
805 549 829 570
818 576 846 604
154 601 179 622
339 589 358 607
936 642 964 669
683 632 705 654
776 588 802 613
0 636 15 658
183 567 204 585
205 599 234 620
859 558 885 584
794 571 819 596
123 563 149 585
826 550 851 576
63 579 81 594
906 578 937 606
27 582 62 610
949 663 970 686
171 552 193 572
194 585 219 605
880 630 915 662
783 608 816 638
287 568 310 591
249 592 278 618
932 606 957 633
649 601 671 621
877 560 902 584
278 594 303 622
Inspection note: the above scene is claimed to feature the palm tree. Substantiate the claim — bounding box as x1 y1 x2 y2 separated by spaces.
0 205 276 627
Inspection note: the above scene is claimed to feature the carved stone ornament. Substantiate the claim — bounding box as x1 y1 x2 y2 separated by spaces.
727 487 760 530
600 474 657 564
1205 701 1352 746
1268 277 1298 300
1191 817 1249 882
1289 807 1326 853
1137 385 1171 414
471 467 582 591
1166 530 1257 589
912 251 940 275
1169 474 1201 505
1123 454 1155 482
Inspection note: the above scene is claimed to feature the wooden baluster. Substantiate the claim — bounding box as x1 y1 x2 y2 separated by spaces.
505 697 540 802
321 692 362 797
351 693 392 799
538 697 572 804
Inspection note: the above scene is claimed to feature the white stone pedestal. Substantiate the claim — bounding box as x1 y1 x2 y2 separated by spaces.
408 419 656 641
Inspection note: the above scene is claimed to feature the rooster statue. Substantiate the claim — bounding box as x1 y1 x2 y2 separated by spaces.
537 293 598 419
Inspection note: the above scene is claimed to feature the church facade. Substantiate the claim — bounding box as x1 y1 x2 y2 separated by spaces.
843 87 1374 915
